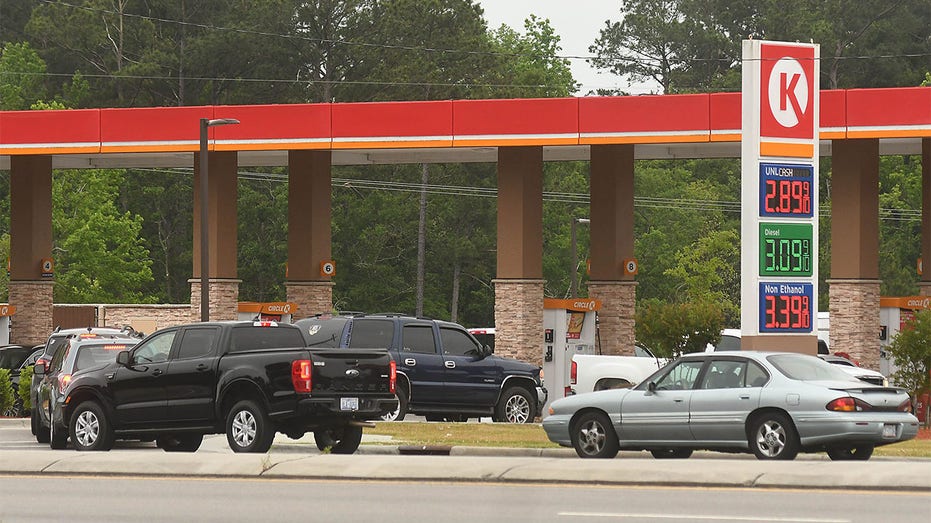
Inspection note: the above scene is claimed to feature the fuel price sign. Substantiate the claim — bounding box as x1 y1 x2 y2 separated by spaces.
759 163 813 218
760 222 813 277
759 282 813 332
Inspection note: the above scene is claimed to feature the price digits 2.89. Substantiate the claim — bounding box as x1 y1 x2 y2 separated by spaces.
763 238 810 274
764 294 810 329
764 179 810 215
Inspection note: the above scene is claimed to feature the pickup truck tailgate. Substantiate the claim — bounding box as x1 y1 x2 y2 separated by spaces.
310 348 393 394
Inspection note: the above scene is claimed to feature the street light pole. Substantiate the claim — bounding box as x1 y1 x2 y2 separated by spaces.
569 217 590 298
199 117 240 322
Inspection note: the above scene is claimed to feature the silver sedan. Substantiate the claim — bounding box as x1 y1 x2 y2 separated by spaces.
542 351 920 460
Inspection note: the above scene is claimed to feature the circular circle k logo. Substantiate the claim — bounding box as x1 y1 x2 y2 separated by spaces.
767 57 809 128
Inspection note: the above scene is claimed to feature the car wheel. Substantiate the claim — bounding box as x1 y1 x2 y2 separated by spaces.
380 387 408 422
826 445 874 461
34 406 50 444
570 411 619 459
493 386 534 424
749 412 799 460
314 425 363 454
157 433 204 452
650 448 693 459
70 401 114 451
226 399 275 453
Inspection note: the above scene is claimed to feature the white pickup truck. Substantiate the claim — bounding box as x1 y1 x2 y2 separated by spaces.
569 345 667 394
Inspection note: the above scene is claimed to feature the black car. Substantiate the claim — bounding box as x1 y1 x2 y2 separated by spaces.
33 334 140 447
294 313 546 423
30 326 142 438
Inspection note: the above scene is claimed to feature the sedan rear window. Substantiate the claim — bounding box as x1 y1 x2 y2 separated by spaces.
767 354 859 382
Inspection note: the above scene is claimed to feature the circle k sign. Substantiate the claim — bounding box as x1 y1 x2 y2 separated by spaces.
760 44 815 140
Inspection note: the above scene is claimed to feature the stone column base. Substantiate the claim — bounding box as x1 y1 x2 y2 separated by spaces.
493 279 544 365
827 279 881 370
8 280 54 345
587 280 638 356
189 279 241 321
286 281 335 318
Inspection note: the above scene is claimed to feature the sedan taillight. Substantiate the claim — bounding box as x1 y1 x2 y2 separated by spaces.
291 359 312 393
898 399 912 413
826 397 872 412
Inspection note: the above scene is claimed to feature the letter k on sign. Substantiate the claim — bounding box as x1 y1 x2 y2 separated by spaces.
768 58 808 128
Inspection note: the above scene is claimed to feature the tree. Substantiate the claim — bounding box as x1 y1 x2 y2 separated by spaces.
0 368 13 416
635 299 724 357
885 310 931 415
489 15 578 97
53 169 155 303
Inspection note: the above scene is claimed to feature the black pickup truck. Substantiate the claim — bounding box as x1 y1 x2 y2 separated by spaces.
294 313 546 423
34 320 397 453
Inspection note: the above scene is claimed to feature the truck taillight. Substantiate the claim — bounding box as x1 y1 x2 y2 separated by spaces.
292 359 312 393
389 360 397 394
570 360 578 385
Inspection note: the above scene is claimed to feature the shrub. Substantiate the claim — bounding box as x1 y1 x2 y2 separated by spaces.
886 309 931 422
18 365 33 411
0 368 13 415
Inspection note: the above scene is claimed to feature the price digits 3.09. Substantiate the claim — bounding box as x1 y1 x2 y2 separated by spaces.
763 237 811 274
764 294 811 330
764 179 811 215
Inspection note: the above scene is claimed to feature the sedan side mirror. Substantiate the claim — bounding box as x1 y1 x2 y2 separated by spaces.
33 363 45 376
116 350 131 366
647 381 657 393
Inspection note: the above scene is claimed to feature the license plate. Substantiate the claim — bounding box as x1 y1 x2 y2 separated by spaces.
340 397 359 411
882 424 896 439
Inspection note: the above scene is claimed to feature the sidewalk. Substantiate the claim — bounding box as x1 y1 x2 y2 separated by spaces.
2 419 930 491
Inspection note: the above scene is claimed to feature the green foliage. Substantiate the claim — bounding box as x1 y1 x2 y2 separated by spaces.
18 365 33 411
885 310 931 401
635 299 724 357
238 175 288 302
53 169 155 303
0 234 8 301
0 368 13 415
0 41 48 109
665 229 741 325
489 15 578 97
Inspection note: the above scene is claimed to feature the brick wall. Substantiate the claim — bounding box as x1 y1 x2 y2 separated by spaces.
493 279 544 365
8 281 54 345
828 279 881 371
189 279 240 321
286 281 334 318
587 280 637 356
99 304 191 334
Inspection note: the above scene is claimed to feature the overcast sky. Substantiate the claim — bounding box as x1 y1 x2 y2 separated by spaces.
477 0 656 95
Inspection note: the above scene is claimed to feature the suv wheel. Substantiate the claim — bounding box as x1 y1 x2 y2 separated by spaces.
157 433 204 452
493 386 534 423
380 387 408 422
226 399 275 453
49 409 68 450
33 407 50 443
314 425 363 454
70 401 114 451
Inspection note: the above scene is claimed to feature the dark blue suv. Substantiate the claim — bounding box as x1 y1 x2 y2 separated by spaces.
294 314 546 423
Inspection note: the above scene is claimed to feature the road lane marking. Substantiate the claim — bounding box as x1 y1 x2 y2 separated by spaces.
558 513 848 522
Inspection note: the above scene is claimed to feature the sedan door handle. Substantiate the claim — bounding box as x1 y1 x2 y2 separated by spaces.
152 368 163 376
673 398 684 403
404 358 416 366
196 364 209 371
739 395 751 400
444 361 456 369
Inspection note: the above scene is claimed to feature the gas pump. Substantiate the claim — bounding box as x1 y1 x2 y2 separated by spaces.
542 298 601 411
879 296 931 379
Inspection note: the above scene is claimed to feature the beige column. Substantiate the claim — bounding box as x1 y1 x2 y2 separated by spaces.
190 151 240 321
8 155 54 345
587 144 637 355
827 139 881 370
494 147 544 364
285 150 334 318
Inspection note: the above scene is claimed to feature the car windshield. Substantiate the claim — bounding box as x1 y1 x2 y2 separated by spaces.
767 353 860 383
74 342 134 371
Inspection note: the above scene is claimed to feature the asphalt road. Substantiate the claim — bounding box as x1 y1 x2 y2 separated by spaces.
1 474 929 523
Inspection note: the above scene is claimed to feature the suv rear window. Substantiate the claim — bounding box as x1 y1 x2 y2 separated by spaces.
302 318 348 348
230 326 305 352
348 319 395 349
